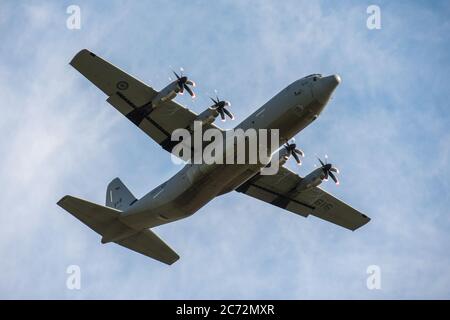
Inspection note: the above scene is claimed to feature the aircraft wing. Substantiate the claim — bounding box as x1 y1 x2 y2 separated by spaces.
236 167 370 231
70 49 220 155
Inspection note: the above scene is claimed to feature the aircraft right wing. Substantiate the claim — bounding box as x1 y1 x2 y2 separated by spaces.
236 167 370 231
70 49 221 155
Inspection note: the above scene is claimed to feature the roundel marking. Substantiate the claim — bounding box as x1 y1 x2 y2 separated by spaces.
116 81 129 90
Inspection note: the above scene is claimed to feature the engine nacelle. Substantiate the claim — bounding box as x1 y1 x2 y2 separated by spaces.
151 81 181 107
295 168 326 192
258 148 291 175
277 148 291 167
189 108 219 129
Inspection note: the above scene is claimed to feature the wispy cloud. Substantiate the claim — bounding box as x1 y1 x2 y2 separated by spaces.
0 0 449 299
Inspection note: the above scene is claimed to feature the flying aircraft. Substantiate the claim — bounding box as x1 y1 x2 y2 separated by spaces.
57 49 370 265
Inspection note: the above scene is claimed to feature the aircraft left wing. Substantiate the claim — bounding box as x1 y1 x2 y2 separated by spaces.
70 49 220 155
236 167 370 231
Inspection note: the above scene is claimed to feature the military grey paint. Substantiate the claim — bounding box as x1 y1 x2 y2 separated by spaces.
57 50 369 265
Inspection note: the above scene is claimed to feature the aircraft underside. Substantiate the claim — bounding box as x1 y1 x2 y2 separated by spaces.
58 49 370 265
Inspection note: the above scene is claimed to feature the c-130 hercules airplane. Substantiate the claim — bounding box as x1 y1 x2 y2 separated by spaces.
58 49 370 265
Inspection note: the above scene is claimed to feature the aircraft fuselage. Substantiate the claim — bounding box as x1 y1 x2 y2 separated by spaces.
121 74 341 230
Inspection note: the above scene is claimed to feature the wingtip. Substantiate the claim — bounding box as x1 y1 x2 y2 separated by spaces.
362 214 371 224
351 215 371 231
56 195 71 207
167 255 180 265
69 49 96 67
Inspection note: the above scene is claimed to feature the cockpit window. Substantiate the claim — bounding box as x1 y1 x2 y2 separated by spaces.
303 74 322 79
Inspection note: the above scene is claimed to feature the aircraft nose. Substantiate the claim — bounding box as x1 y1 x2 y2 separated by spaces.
330 74 341 86
313 74 341 104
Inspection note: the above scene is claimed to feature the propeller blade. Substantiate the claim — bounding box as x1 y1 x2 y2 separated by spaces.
184 84 195 98
285 142 295 151
218 108 226 121
329 171 339 184
173 71 180 80
292 151 301 165
330 166 339 174
186 80 196 87
222 108 234 120
318 157 325 167
294 149 304 157
324 171 329 180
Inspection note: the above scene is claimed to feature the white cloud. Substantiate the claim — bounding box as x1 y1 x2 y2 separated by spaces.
0 0 449 299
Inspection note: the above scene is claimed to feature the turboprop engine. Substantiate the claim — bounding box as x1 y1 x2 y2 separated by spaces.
296 155 339 192
190 96 234 129
152 70 196 107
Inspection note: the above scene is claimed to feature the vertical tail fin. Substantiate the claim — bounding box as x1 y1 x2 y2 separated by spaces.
105 178 137 210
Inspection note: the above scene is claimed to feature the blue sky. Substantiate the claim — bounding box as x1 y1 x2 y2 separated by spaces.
0 0 449 299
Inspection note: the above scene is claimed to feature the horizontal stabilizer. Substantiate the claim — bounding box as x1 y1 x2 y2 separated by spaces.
57 195 179 265
117 229 179 265
57 195 122 236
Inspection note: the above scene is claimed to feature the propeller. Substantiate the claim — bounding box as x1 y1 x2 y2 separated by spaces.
283 140 304 165
210 96 234 121
317 154 340 185
173 68 196 98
